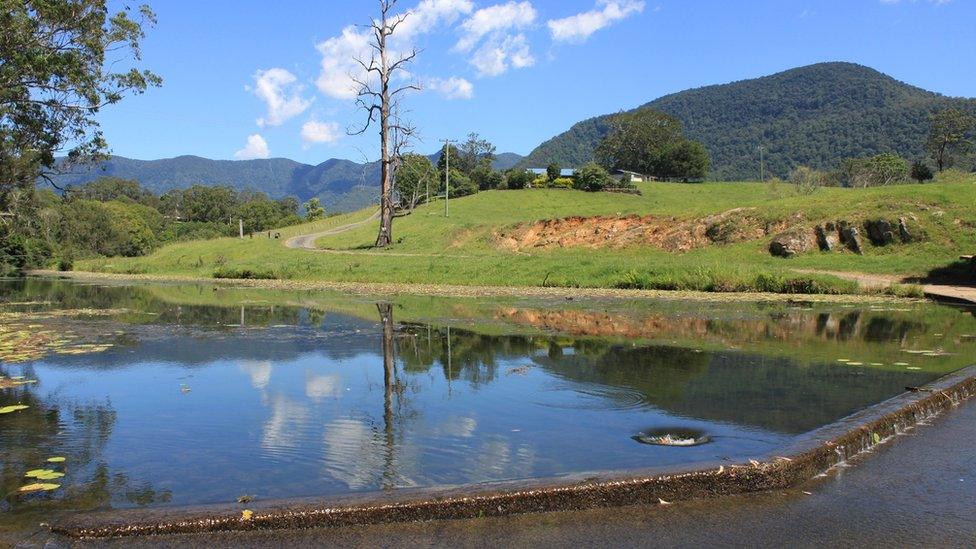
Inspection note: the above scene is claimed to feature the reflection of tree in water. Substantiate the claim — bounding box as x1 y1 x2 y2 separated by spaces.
534 344 712 407
0 366 171 536
397 325 541 386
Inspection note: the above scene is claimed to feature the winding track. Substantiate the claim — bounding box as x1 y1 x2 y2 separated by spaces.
283 209 470 259
284 209 381 250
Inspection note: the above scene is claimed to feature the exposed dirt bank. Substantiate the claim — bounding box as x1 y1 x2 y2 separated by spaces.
495 208 792 252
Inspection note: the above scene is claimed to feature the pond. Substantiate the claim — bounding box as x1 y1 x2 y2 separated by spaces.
2 278 975 538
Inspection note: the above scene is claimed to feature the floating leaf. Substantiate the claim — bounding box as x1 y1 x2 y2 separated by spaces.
872 432 882 444
847 362 864 366
25 469 63 480
241 509 254 520
0 405 29 414
836 359 850 363
46 457 66 463
18 483 60 493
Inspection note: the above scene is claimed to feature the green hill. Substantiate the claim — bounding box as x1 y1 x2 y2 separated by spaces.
80 175 976 295
520 63 976 180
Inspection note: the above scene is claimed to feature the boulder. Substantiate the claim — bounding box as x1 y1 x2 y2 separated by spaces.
898 217 913 243
840 224 864 255
864 219 897 246
769 230 812 258
815 222 840 252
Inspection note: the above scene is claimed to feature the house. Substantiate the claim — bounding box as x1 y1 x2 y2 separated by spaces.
526 168 578 178
613 170 654 183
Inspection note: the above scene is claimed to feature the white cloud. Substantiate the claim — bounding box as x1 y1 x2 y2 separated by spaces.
301 120 342 147
398 0 475 41
315 0 473 100
548 0 645 43
455 1 537 77
427 76 474 99
469 33 534 77
455 1 537 52
250 68 312 127
234 134 270 160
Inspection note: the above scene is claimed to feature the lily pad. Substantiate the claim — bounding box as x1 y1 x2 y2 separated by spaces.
47 457 67 463
0 405 29 414
25 469 63 480
18 483 60 493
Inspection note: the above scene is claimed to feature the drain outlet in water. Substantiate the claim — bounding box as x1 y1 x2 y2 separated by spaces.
632 427 712 447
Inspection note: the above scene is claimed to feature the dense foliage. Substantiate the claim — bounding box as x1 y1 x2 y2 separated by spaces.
36 178 305 264
594 109 710 181
1 0 160 273
520 63 976 180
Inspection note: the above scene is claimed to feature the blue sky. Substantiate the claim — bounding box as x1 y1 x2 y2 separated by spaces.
98 0 976 164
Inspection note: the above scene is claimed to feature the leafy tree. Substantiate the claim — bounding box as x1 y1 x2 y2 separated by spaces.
457 132 496 175
910 160 934 184
927 108 975 171
789 166 829 195
303 198 325 221
237 196 298 234
471 165 505 191
595 109 685 177
395 153 436 209
574 163 614 192
181 185 237 223
660 140 710 182
69 177 159 207
845 153 909 187
504 169 534 190
0 0 159 272
440 168 477 198
0 1 160 194
436 143 461 175
546 162 561 182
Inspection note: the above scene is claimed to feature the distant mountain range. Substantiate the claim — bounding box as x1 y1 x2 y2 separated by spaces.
520 62 976 180
46 152 525 212
46 63 976 208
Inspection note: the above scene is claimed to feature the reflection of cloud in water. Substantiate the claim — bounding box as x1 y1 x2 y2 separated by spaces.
434 416 477 438
462 436 536 482
239 360 272 390
261 394 310 455
322 418 388 490
305 373 342 400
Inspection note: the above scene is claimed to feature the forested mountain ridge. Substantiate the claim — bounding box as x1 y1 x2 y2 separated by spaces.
520 62 976 180
46 153 524 212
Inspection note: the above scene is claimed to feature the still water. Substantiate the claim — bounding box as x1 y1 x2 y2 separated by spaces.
1 278 974 531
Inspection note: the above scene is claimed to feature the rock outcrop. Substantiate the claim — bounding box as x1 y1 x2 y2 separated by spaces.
839 224 864 255
769 230 813 258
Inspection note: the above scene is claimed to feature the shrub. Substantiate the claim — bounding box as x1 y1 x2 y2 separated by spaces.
213 266 278 280
789 166 829 195
504 169 534 190
910 161 934 184
551 177 575 189
531 176 548 188
574 163 614 192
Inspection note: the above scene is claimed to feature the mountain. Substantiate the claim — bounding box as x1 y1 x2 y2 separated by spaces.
520 62 976 180
46 152 524 212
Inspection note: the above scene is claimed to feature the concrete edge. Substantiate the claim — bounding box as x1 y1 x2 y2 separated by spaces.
52 365 976 539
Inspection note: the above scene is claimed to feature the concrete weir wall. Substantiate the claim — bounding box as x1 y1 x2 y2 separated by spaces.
55 365 976 540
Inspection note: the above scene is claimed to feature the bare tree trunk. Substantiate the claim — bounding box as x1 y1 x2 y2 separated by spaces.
376 23 394 247
377 302 396 487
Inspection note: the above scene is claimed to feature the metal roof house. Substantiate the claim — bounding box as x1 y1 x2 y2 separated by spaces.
613 169 654 183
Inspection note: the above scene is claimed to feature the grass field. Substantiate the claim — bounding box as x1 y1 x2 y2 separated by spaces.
78 176 976 295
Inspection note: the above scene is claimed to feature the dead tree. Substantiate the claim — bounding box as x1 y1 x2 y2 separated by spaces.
351 0 418 248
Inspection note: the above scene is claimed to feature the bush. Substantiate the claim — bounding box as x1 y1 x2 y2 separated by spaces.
213 266 278 280
789 166 830 195
531 176 549 188
551 177 575 189
574 163 614 192
504 169 534 190
910 161 934 184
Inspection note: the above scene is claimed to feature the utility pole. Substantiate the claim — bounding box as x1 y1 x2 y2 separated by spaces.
441 138 455 218
758 145 766 183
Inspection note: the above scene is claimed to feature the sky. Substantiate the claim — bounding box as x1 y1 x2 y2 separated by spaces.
97 0 976 165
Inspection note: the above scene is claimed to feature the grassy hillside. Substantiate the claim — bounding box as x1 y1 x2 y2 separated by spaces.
78 175 976 295
521 63 976 180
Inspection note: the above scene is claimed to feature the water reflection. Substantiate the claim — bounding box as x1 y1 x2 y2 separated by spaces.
2 278 975 542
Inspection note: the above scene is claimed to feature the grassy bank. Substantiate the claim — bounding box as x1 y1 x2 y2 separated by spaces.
77 179 976 295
